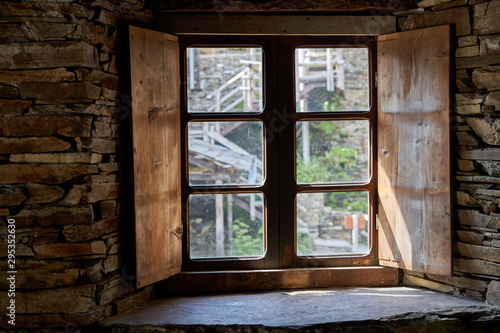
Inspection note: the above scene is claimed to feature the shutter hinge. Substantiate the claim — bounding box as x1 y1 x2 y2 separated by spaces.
376 214 379 230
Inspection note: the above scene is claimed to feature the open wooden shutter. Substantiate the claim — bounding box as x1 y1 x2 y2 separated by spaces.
377 25 452 276
129 26 182 288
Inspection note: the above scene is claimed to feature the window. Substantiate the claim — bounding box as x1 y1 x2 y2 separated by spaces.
129 24 452 289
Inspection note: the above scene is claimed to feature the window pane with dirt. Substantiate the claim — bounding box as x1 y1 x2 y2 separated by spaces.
295 47 369 112
296 191 369 256
187 47 263 113
189 193 265 259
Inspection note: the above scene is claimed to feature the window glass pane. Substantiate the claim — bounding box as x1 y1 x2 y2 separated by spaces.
188 121 264 186
295 48 369 112
296 120 369 184
189 193 265 259
186 47 263 113
296 191 369 256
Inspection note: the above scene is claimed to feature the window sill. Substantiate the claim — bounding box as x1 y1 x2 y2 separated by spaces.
163 266 399 294
100 286 497 331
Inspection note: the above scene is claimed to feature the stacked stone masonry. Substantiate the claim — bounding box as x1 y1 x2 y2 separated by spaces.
398 0 500 307
0 0 154 330
1 0 500 331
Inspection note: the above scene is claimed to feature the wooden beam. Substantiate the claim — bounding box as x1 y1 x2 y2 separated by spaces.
158 14 396 36
163 267 399 293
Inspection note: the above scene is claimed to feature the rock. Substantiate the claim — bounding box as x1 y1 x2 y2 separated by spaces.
454 229 484 245
0 41 98 70
10 153 102 164
478 161 500 176
0 68 75 83
0 136 70 153
454 191 480 207
19 81 101 100
0 99 32 115
93 119 112 138
457 159 475 171
473 1 500 35
25 184 64 204
417 0 451 7
33 240 106 259
479 34 500 56
0 164 92 184
456 46 479 58
402 6 471 36
112 288 151 315
456 104 481 115
456 55 500 69
76 68 120 90
403 274 457 294
472 66 500 90
100 200 117 218
475 188 500 197
0 285 96 314
459 148 500 160
91 138 117 153
0 185 26 206
486 280 500 306
62 216 119 242
25 21 76 40
454 242 500 263
0 115 92 137
11 205 93 228
455 132 479 146
98 163 120 172
458 35 478 48
433 0 467 11
455 93 484 105
456 175 500 185
467 118 500 145
454 257 500 276
15 268 80 290
61 183 120 204
456 209 500 229
484 91 500 110
0 84 18 98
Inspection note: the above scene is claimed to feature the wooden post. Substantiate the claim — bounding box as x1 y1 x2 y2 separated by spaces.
227 193 233 255
352 214 359 253
215 180 224 256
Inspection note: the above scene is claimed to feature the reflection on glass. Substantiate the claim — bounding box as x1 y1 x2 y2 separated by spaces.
296 191 369 256
189 193 265 259
295 48 369 112
186 47 263 113
188 121 263 186
296 120 369 184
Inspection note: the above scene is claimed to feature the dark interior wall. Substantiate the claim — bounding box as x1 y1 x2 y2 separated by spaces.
0 0 499 330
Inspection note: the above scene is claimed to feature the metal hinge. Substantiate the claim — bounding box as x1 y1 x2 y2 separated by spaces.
374 72 378 88
376 214 379 230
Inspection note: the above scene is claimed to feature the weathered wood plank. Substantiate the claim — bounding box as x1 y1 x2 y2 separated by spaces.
163 267 399 293
377 25 452 276
158 14 396 36
130 26 181 288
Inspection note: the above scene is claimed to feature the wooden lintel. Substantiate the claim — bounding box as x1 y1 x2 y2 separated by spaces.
158 14 396 36
163 266 399 294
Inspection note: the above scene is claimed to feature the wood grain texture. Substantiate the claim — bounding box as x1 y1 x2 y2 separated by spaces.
129 26 182 288
163 267 399 293
377 25 452 276
158 14 396 36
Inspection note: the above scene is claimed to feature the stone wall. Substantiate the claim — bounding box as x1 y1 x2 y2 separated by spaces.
0 0 154 330
396 0 500 307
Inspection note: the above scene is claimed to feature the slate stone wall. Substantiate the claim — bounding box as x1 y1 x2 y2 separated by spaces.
0 0 154 330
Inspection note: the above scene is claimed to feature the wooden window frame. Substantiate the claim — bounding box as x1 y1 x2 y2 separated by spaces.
179 35 378 272
129 22 452 291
